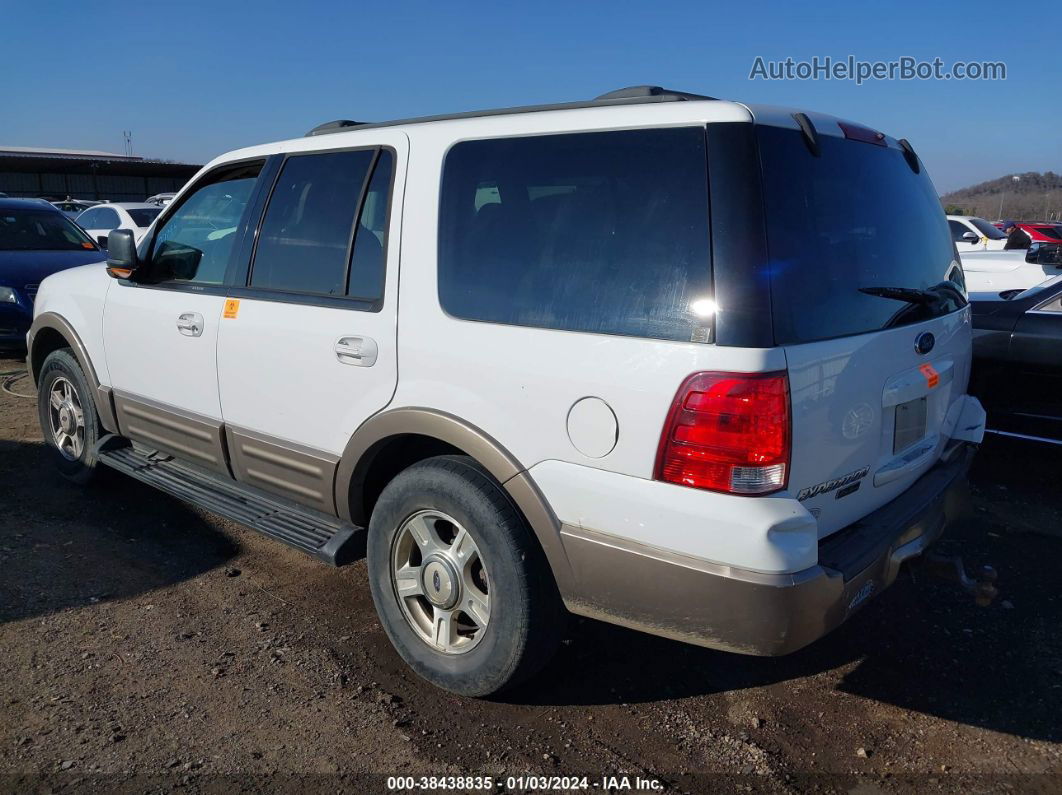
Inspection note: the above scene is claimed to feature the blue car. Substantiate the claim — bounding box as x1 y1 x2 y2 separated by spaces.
0 198 105 351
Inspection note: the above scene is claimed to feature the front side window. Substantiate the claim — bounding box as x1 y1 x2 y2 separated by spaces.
970 218 1007 240
146 161 262 284
438 127 712 342
250 148 391 301
949 219 972 242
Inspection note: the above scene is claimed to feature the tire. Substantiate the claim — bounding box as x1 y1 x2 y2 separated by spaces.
367 455 563 697
36 348 104 484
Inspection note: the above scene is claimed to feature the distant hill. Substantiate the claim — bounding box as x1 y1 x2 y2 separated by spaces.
941 172 1062 222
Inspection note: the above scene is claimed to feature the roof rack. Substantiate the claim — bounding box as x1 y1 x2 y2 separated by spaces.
305 85 717 136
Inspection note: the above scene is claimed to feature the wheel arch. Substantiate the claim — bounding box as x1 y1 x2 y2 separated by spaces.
336 408 575 595
27 312 118 433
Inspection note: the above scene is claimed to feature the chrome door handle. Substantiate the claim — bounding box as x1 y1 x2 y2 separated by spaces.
177 312 204 337
334 336 378 367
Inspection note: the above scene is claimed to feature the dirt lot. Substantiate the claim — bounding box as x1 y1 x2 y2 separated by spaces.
0 353 1060 793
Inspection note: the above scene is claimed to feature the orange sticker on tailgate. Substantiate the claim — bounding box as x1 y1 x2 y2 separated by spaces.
223 299 240 319
919 363 939 389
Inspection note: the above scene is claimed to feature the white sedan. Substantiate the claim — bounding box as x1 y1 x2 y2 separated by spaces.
74 202 163 248
948 215 1009 253
961 246 1062 292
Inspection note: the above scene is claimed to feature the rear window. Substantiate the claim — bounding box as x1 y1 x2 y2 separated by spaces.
127 208 161 227
758 126 964 345
438 127 712 342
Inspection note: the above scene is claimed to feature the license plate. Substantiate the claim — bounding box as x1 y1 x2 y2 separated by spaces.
894 397 928 453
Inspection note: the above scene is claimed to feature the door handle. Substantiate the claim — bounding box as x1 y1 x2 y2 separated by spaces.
177 312 204 337
334 336 378 367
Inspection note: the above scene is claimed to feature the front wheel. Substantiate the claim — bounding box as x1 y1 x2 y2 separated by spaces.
367 455 563 697
36 348 104 484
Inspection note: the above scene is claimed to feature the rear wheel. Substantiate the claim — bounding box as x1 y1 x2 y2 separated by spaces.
367 455 563 697
36 349 103 484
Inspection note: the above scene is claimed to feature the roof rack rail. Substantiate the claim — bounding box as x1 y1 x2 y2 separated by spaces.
304 86 717 137
306 119 367 137
594 85 716 101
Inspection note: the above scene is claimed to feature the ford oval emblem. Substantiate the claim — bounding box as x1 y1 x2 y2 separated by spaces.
915 332 935 355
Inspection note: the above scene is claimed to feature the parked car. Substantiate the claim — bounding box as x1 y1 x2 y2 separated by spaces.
0 198 103 351
970 275 1062 445
74 202 163 248
991 221 1062 244
25 86 986 696
145 192 176 207
958 244 1062 292
948 215 1008 252
52 199 100 219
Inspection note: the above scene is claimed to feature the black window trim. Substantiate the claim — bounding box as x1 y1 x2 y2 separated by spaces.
123 154 270 297
232 143 398 313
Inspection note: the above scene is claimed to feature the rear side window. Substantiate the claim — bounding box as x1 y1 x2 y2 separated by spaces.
438 128 712 342
127 207 161 227
758 126 963 345
97 208 120 230
250 148 390 301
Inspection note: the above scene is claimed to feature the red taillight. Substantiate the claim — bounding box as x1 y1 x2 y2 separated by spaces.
654 371 790 495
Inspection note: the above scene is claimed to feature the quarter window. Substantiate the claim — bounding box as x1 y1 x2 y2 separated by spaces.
437 128 712 342
250 148 391 302
146 161 262 284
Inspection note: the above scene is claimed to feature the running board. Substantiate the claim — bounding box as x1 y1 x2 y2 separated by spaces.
96 439 363 566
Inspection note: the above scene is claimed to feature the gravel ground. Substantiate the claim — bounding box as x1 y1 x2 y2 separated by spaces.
0 353 1060 793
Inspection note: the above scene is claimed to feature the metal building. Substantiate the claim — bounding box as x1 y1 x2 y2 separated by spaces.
0 146 201 202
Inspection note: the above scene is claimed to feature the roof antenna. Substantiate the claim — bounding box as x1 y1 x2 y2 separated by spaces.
791 113 819 157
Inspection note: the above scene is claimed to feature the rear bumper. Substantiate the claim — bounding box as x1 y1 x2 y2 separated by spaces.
561 441 976 655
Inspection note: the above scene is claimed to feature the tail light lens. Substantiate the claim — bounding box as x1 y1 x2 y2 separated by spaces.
654 371 790 495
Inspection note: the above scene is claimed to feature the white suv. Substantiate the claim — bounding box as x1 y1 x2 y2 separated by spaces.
26 86 986 696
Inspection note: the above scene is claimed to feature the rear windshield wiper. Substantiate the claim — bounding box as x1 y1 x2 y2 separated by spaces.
858 286 939 306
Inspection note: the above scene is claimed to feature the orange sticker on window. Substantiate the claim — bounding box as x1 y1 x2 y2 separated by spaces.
223 299 240 319
919 363 940 389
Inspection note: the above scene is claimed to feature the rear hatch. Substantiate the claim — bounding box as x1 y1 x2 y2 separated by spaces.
755 120 971 537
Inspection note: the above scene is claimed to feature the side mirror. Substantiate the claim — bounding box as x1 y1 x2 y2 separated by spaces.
962 231 980 243
105 229 139 279
96 235 109 248
1026 243 1062 266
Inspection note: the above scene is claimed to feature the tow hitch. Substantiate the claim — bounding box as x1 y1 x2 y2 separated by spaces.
919 553 999 606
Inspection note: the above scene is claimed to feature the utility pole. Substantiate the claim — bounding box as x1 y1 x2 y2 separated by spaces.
122 131 133 157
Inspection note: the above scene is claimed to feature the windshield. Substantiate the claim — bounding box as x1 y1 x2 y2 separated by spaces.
0 209 98 252
127 207 162 227
970 217 1007 239
758 126 965 345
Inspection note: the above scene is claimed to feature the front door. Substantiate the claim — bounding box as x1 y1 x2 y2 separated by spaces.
103 160 265 474
216 134 406 513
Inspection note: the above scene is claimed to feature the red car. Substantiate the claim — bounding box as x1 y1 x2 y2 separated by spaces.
992 221 1062 243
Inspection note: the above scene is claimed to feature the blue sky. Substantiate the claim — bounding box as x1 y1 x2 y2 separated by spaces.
4 0 1059 193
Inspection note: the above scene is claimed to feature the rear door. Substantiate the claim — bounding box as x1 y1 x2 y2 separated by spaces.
215 134 405 514
755 122 973 536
